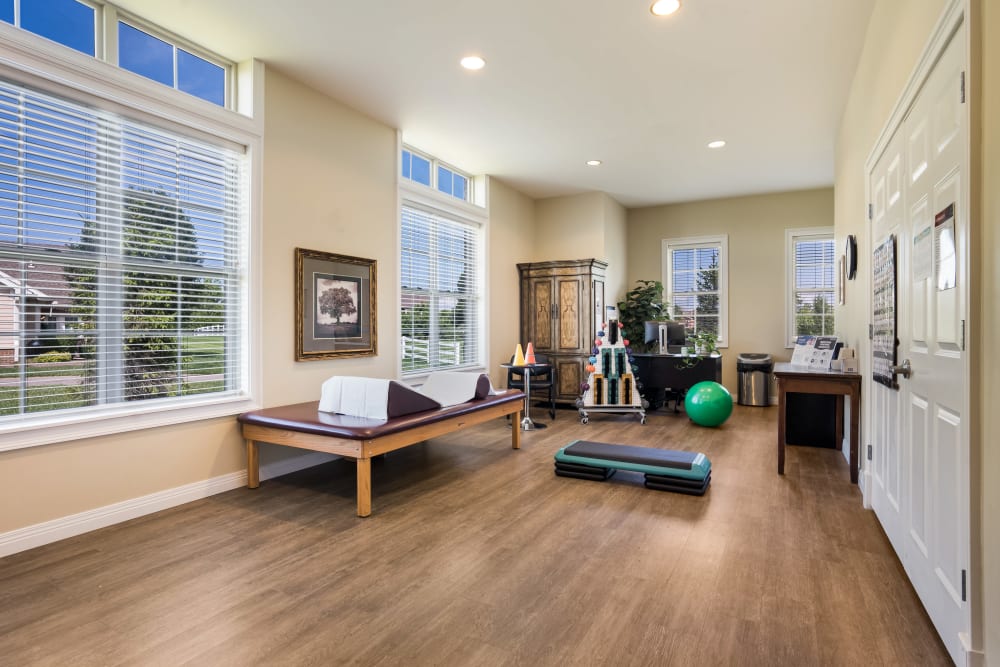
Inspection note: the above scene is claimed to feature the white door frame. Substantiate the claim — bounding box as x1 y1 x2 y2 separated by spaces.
861 0 981 662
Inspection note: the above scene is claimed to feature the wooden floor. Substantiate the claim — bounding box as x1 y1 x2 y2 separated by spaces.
0 405 951 666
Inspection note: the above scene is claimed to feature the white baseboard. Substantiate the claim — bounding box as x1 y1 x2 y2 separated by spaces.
961 633 984 667
0 451 338 558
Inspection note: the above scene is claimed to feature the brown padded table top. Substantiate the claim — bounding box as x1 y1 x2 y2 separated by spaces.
237 389 524 440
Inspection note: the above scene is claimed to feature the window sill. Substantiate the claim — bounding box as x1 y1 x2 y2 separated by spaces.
0 394 258 453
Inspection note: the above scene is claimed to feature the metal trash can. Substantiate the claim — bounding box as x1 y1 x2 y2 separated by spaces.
737 353 772 406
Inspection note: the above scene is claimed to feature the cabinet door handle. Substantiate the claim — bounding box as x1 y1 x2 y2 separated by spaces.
551 303 558 319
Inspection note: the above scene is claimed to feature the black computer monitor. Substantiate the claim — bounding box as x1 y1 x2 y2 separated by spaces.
644 321 686 347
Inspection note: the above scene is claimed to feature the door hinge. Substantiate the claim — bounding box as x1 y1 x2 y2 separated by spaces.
869 324 874 340
868 203 873 221
961 319 966 351
960 71 966 103
867 444 872 461
962 569 967 602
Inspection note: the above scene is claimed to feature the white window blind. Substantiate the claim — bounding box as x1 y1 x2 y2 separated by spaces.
663 235 728 344
400 204 482 375
788 230 836 341
0 76 245 423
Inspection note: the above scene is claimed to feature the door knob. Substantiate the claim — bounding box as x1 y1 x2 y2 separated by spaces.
892 359 912 379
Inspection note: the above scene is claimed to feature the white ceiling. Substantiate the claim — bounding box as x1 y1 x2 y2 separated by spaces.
114 0 875 208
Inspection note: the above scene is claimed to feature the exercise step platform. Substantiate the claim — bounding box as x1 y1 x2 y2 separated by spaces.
554 440 711 495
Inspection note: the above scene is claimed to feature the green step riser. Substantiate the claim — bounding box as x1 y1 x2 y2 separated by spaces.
555 451 710 480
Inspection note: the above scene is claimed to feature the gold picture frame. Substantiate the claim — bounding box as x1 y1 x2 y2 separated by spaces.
295 248 377 361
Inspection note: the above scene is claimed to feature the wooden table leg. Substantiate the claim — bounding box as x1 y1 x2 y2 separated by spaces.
777 383 787 475
246 439 260 489
511 410 522 449
356 456 372 517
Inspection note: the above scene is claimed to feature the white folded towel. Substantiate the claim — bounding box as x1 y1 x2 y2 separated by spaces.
318 376 391 419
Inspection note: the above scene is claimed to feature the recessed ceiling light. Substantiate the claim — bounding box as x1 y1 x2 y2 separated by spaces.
708 140 727 149
586 160 602 166
650 0 681 16
460 55 486 70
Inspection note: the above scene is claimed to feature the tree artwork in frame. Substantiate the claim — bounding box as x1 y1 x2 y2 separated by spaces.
295 248 377 360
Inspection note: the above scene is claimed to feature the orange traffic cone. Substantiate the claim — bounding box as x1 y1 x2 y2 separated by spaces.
524 342 536 364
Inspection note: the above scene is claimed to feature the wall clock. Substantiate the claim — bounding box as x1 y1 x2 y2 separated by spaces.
845 234 858 280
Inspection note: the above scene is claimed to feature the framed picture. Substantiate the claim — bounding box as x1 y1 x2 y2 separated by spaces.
295 248 377 361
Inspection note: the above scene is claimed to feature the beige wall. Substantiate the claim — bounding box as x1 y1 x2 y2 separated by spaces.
836 0 998 659
260 70 398 407
534 191 629 309
488 178 537 387
0 67 401 532
0 417 242 533
602 194 628 309
833 0 948 356
626 188 834 390
979 0 999 660
534 192 605 261
0 67 534 535
255 70 400 469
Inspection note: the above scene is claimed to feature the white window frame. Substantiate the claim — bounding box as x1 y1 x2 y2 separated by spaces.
784 227 835 347
661 234 729 348
0 19 262 452
397 143 488 382
1 0 235 109
400 144 474 204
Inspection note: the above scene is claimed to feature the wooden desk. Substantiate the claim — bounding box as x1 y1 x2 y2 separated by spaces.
774 362 862 484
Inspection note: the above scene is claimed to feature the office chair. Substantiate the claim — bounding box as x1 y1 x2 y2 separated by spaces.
506 353 557 419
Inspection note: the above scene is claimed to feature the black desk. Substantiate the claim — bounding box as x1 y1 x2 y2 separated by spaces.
632 354 723 411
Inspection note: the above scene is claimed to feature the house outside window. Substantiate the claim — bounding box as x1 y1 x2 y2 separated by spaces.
0 78 245 424
662 235 729 346
0 3 258 450
399 146 484 377
786 227 836 345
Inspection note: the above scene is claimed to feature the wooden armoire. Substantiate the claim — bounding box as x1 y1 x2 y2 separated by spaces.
517 259 608 402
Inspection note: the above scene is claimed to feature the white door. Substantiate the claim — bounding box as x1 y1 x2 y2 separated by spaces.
869 126 905 557
867 23 969 664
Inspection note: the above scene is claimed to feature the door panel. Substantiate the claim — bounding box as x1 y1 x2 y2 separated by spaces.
933 170 962 348
530 279 553 350
870 126 906 555
557 278 582 350
908 392 929 558
556 358 582 401
910 196 930 347
868 24 968 663
933 405 962 605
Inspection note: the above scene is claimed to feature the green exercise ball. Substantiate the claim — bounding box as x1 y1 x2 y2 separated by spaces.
684 381 733 427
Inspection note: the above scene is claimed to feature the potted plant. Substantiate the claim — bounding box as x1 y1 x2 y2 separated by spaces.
616 280 671 353
692 331 719 356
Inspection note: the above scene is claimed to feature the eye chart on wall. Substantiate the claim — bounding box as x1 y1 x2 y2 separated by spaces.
872 235 898 388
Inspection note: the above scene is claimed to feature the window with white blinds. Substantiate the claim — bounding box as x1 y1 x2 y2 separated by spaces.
400 204 482 375
662 235 729 345
0 76 245 424
786 228 836 344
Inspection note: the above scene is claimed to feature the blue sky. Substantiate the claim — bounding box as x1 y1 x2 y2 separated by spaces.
3 0 224 106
